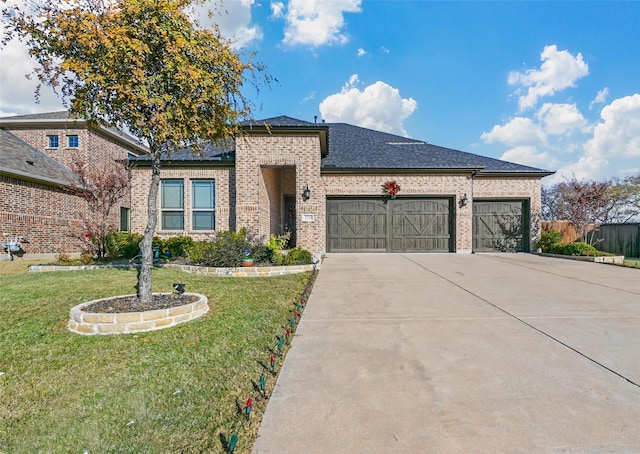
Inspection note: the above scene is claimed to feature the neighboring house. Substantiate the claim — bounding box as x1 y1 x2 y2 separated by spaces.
130 116 553 257
0 112 148 255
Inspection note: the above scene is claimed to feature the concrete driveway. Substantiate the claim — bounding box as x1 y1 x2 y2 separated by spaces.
253 253 640 453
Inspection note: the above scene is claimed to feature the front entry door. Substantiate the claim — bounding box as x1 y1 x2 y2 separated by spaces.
283 195 296 247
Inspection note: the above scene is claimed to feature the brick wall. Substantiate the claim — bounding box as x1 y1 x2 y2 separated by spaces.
1 175 86 254
130 166 234 241
235 134 324 254
3 125 137 255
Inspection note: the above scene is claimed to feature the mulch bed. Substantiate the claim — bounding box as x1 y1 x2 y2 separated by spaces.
82 293 199 313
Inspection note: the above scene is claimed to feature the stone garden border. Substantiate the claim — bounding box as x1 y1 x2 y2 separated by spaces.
539 253 625 265
30 263 317 276
68 292 209 335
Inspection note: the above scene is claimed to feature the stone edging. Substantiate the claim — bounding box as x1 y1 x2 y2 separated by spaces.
68 293 209 335
539 253 625 265
29 262 317 276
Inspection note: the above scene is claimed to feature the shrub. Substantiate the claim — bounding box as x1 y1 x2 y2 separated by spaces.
549 241 601 256
273 247 314 266
536 229 563 253
286 247 314 265
187 228 261 267
163 235 194 258
56 253 72 263
105 232 144 259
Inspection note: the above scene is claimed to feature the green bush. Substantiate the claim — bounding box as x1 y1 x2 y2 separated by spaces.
535 229 563 253
549 241 601 256
163 235 194 258
105 232 143 259
273 247 314 266
186 228 262 267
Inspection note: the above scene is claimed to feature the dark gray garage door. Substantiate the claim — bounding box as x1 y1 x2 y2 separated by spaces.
473 200 529 252
327 198 453 252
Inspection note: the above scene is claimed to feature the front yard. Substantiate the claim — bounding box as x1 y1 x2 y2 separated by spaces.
0 261 310 453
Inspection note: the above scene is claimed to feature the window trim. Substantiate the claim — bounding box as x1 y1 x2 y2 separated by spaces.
160 179 185 231
67 135 79 148
47 135 59 148
191 179 216 231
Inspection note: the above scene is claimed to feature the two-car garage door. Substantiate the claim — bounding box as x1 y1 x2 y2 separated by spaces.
327 198 530 253
327 198 454 252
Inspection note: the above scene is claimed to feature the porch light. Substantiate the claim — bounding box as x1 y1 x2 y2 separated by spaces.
302 185 311 201
459 193 468 208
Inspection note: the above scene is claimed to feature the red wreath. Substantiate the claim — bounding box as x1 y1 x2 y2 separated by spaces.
382 181 401 198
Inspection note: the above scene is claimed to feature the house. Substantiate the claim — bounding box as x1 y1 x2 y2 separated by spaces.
0 112 148 256
130 116 553 257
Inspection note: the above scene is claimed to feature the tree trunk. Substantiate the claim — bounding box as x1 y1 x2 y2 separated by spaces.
138 151 161 303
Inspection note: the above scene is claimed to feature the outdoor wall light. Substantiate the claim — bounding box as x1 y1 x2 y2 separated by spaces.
302 185 311 201
459 193 468 208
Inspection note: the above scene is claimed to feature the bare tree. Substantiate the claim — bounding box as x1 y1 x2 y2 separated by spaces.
68 159 131 258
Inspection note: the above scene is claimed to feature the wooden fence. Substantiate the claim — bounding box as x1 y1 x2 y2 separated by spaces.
592 223 640 258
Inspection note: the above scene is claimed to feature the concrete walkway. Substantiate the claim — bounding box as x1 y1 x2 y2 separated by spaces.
253 253 640 453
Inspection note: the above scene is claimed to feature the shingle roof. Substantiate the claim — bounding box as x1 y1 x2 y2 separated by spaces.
257 118 553 175
0 129 78 187
320 122 551 174
133 138 235 162
137 115 552 175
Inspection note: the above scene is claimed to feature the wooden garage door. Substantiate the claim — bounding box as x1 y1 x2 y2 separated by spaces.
473 200 529 252
327 198 453 252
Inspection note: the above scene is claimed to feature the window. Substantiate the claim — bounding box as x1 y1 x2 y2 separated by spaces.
161 180 184 230
48 135 59 148
67 135 79 148
120 207 130 232
192 180 215 230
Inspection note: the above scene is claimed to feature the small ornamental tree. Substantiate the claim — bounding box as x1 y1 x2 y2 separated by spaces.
542 178 613 244
68 158 131 258
4 0 267 302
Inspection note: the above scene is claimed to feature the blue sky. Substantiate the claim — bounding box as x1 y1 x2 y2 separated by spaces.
2 0 639 184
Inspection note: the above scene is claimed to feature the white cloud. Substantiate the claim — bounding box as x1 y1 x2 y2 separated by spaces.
589 87 609 110
191 0 263 48
270 1 285 18
281 0 362 47
536 103 589 135
585 94 640 159
500 146 558 169
546 94 640 182
508 45 589 110
357 48 367 57
319 75 417 136
481 117 547 147
0 40 65 115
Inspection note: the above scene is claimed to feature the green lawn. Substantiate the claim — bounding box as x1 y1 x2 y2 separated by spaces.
0 262 311 453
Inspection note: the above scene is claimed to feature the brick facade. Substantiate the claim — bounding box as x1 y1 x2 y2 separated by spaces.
128 132 544 256
3 123 141 255
0 175 86 253
130 166 234 241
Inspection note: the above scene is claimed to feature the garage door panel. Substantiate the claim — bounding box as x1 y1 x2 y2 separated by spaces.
327 198 452 252
473 200 528 252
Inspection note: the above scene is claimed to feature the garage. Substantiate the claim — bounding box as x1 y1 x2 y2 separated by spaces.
327 198 454 252
473 200 529 252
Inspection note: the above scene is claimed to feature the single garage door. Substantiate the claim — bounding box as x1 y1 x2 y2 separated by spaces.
473 200 529 252
327 198 453 252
